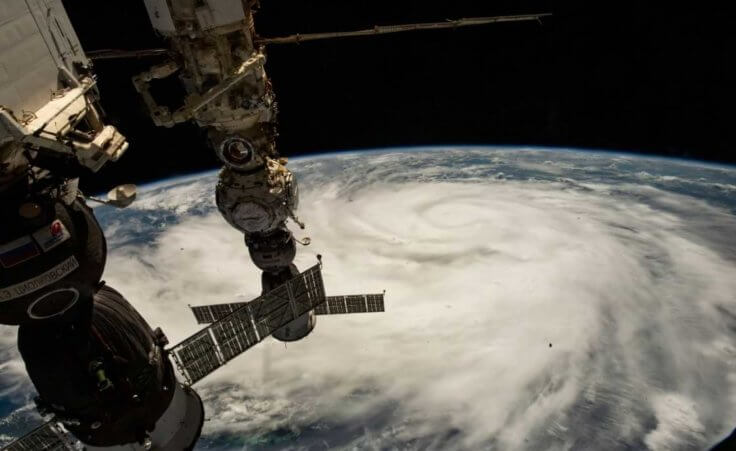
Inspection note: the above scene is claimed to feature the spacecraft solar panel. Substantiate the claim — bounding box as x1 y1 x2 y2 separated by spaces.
291 267 326 313
211 308 258 362
191 305 215 324
254 299 294 338
171 265 327 384
345 295 368 313
248 283 292 338
365 294 385 312
292 265 327 314
2 421 74 451
313 301 329 315
313 294 385 315
191 291 384 322
212 302 242 320
191 302 248 324
172 330 221 384
327 296 348 314
189 266 327 324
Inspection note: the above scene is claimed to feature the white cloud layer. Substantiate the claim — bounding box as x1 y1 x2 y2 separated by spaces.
2 149 736 450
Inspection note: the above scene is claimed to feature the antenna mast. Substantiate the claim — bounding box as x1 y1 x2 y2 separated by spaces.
257 14 552 45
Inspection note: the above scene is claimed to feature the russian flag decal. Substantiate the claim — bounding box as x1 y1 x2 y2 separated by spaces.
0 236 41 268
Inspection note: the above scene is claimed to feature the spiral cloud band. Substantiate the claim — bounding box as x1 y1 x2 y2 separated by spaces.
2 148 735 450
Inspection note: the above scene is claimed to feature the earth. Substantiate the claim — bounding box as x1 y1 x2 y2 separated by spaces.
2 147 736 450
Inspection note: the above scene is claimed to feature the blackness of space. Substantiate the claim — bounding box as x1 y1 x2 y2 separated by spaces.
61 1 734 193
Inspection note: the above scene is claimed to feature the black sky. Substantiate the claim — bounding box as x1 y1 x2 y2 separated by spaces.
61 1 735 193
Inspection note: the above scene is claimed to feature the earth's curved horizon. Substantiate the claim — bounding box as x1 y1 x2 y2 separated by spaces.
129 146 736 194
2 146 736 450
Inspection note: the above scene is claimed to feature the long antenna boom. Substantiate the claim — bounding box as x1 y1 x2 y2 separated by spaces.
256 13 552 45
86 14 551 61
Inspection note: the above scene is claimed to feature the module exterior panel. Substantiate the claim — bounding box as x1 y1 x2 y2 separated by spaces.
0 0 89 114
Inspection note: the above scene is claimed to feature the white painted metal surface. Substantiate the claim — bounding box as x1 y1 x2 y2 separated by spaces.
195 0 245 30
142 0 176 34
0 0 88 113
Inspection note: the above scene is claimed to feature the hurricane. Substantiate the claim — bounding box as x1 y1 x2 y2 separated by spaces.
2 147 735 450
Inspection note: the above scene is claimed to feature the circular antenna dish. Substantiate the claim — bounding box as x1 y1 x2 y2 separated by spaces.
107 184 137 208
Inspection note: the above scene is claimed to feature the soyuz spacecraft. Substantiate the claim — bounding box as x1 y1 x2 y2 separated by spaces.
0 1 548 449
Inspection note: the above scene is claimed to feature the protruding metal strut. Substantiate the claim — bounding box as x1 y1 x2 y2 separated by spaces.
256 14 552 45
86 48 170 60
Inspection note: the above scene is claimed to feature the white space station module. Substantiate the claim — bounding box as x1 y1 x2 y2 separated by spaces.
0 1 547 449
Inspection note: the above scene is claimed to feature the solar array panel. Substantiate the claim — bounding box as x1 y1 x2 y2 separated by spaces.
316 294 385 315
191 302 247 324
211 307 258 362
192 293 385 323
326 296 348 314
172 330 220 384
312 301 329 315
2 422 75 451
249 283 293 338
346 295 368 313
190 305 214 324
171 265 326 384
365 294 385 313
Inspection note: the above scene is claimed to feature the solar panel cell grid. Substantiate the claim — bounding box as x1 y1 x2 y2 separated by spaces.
366 294 385 312
174 331 221 383
346 295 368 313
191 305 214 324
328 297 348 314
211 310 256 362
211 304 234 320
3 422 71 451
290 278 314 314
249 287 290 321
171 265 327 384
255 302 293 338
313 302 329 315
